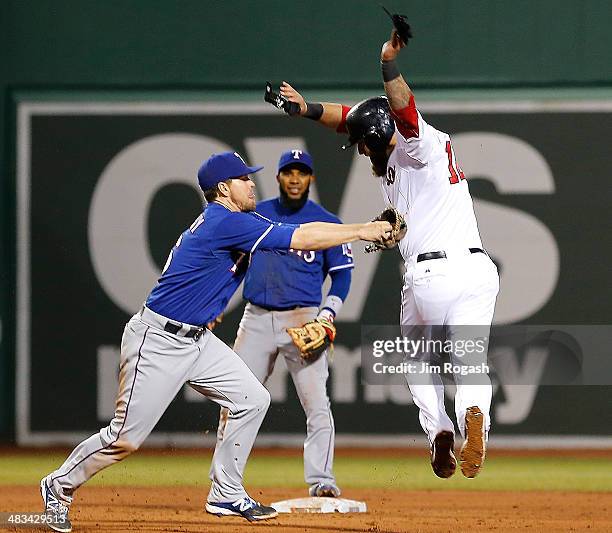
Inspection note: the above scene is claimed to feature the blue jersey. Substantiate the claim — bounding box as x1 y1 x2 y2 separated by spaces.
243 199 354 309
146 202 296 325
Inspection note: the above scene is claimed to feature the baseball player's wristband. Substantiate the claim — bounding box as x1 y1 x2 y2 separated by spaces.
381 59 401 82
303 102 324 120
318 295 343 321
317 308 335 323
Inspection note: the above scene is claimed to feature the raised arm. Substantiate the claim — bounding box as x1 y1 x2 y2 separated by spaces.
279 82 352 132
381 31 411 109
380 30 419 139
290 221 391 251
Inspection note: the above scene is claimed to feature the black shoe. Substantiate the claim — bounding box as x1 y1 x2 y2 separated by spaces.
431 430 457 478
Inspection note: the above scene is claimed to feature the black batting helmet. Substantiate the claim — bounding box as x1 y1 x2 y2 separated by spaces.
343 96 395 152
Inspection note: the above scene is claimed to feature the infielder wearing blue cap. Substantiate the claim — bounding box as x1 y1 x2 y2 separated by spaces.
198 151 263 192
41 149 392 529
277 149 314 174
216 149 352 499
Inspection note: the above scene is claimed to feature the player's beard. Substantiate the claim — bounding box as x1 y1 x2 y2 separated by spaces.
279 184 309 211
244 197 256 211
370 151 390 177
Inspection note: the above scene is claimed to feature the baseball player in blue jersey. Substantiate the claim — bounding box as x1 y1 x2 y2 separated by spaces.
217 149 352 498
39 151 392 532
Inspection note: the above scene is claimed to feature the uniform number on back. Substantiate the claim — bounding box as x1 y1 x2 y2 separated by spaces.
446 141 465 184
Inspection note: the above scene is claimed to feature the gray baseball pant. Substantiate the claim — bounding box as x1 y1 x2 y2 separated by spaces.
217 303 336 487
44 306 270 505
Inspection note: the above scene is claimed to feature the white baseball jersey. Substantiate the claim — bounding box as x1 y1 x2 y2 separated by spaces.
381 108 483 261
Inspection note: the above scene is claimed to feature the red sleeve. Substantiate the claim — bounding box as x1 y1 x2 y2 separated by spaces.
335 105 352 133
390 94 419 139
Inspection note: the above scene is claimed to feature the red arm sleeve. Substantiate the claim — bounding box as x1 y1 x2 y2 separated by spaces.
335 105 352 133
390 94 419 139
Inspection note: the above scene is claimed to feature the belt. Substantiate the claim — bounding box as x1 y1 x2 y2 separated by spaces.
163 322 205 339
140 306 206 340
416 248 486 263
255 304 300 312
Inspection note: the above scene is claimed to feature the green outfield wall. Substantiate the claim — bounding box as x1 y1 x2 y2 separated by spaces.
2 1 612 442
8 91 612 447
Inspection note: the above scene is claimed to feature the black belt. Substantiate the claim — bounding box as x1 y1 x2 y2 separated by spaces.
140 306 206 340
256 304 300 312
416 248 485 263
163 321 205 339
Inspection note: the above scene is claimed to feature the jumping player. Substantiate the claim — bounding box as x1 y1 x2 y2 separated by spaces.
39 151 392 532
216 149 352 498
275 26 499 479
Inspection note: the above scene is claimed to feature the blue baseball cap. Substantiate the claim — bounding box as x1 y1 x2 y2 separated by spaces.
277 149 314 174
197 151 263 191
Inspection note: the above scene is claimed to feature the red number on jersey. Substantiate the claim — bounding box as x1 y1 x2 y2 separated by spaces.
446 141 465 184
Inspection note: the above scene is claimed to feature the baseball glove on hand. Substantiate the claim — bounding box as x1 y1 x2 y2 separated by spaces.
365 207 407 253
287 318 336 363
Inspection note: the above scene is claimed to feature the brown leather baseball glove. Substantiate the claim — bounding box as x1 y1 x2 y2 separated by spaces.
287 318 336 363
365 207 407 253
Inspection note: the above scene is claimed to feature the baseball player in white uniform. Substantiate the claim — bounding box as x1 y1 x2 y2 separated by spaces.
216 149 353 498
271 23 499 479
39 151 393 532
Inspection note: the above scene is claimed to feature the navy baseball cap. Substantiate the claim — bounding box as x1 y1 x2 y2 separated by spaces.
197 151 263 191
277 149 314 174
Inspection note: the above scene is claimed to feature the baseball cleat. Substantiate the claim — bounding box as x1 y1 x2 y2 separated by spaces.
309 482 341 497
40 478 72 532
430 430 456 478
205 496 278 522
460 406 486 478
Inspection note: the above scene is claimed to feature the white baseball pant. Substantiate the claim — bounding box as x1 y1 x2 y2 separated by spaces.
400 250 499 443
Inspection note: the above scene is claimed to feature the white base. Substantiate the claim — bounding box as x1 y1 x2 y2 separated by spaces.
270 497 367 514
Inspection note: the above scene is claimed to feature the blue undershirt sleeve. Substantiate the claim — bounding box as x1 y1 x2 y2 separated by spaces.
327 268 352 301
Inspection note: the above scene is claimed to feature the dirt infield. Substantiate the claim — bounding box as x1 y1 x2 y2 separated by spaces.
5 485 611 532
